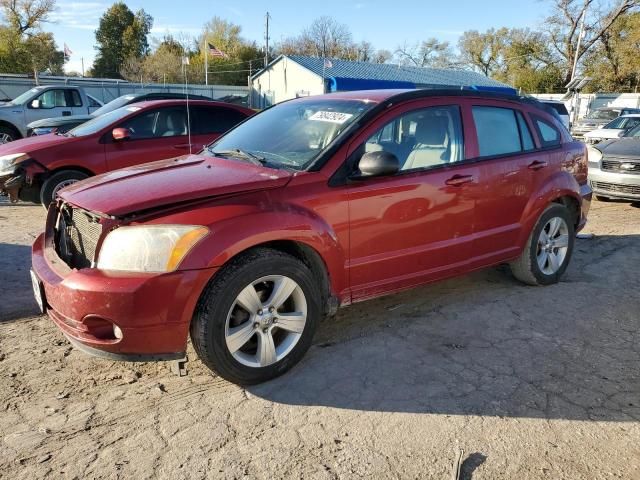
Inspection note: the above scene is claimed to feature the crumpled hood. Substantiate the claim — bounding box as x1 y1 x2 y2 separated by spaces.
0 132 73 155
598 138 640 158
59 154 293 217
28 114 94 129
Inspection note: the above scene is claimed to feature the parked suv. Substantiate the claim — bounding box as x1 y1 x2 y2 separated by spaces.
31 89 592 385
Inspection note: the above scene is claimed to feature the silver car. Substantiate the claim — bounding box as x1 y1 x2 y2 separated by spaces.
572 107 640 138
588 124 640 201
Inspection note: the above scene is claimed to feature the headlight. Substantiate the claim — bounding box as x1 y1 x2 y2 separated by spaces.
0 153 28 176
96 225 209 272
587 146 602 165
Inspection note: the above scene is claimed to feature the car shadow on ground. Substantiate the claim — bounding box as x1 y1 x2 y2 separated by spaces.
249 234 640 422
0 243 39 322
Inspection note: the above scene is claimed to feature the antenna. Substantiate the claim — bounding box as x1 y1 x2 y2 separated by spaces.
182 56 192 154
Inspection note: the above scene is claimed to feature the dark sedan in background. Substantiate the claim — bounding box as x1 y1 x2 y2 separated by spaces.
26 92 214 136
588 124 640 201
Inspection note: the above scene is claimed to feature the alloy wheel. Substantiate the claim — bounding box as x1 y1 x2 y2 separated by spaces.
537 216 569 275
224 275 307 368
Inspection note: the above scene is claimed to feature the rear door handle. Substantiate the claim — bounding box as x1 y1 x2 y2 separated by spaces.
528 160 548 170
445 174 474 186
62 110 71 117
173 143 191 149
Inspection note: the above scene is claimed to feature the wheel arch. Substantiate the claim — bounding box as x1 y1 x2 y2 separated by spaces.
518 170 583 247
0 120 22 140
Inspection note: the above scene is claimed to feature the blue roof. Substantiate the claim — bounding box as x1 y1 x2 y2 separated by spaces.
277 55 512 90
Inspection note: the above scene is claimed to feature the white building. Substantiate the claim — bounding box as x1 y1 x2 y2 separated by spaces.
250 55 513 108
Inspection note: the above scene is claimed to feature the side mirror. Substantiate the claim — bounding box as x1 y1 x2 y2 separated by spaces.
112 127 131 141
30 99 40 109
352 151 400 179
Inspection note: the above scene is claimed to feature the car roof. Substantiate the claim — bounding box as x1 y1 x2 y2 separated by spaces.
300 88 555 117
125 99 252 111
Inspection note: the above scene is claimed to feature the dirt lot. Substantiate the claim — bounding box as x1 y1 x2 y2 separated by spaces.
0 196 639 480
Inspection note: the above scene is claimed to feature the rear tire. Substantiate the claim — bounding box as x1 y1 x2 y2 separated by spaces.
510 204 575 286
39 170 89 208
190 248 321 385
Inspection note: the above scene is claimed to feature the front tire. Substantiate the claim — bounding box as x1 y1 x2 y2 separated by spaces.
595 194 612 202
40 170 89 207
191 248 321 385
510 204 575 286
0 125 19 144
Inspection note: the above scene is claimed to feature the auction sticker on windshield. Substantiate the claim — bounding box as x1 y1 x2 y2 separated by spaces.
309 111 354 124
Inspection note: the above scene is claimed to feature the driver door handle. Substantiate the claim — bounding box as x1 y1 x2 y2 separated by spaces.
173 143 191 149
445 174 474 186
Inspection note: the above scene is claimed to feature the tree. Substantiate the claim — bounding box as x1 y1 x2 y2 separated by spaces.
543 0 640 84
395 38 456 68
0 0 63 78
92 2 152 78
458 28 508 76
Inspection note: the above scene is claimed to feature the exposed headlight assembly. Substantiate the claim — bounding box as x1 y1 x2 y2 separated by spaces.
0 153 28 176
96 225 209 272
587 146 602 165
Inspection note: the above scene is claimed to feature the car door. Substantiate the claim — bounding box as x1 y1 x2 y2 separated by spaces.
189 105 249 151
25 89 74 123
104 105 190 171
465 102 543 267
345 101 480 301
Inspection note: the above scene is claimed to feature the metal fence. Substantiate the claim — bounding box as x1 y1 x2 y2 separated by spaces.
0 74 249 104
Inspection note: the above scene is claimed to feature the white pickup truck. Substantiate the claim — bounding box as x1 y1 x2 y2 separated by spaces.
0 85 102 143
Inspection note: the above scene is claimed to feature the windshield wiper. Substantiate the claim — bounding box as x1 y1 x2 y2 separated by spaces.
209 148 267 167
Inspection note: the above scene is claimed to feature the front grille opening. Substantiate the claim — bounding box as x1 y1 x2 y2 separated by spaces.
55 206 103 269
601 160 640 174
591 181 640 196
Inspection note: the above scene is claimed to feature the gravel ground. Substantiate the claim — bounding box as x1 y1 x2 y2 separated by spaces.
0 196 639 479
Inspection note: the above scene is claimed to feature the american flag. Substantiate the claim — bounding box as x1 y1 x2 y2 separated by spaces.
63 43 72 58
207 43 227 58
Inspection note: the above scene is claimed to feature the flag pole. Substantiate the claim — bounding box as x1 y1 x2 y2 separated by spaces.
204 37 208 86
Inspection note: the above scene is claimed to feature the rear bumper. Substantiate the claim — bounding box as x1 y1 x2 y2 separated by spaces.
589 167 640 201
577 183 592 232
31 232 216 359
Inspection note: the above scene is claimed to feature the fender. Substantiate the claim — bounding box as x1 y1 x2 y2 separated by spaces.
517 169 582 248
175 199 349 300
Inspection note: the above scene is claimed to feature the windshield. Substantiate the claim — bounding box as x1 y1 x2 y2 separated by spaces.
586 109 620 120
623 124 640 137
605 116 640 130
10 88 41 105
206 99 376 170
92 94 139 116
67 105 142 137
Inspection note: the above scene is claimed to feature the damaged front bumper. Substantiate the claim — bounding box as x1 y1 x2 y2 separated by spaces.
0 171 25 202
0 160 47 203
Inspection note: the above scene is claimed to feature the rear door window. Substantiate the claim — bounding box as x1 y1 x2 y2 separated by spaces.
191 106 248 135
67 90 83 107
472 106 525 157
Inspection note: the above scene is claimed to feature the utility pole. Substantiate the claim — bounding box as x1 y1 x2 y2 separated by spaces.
264 12 271 68
571 9 587 82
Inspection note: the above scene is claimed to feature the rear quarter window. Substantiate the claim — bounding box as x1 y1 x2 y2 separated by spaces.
532 115 561 148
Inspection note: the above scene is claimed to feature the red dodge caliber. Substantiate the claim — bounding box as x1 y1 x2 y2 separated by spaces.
31 89 592 384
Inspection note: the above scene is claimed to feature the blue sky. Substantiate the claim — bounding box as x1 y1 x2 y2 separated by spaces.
46 0 553 74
